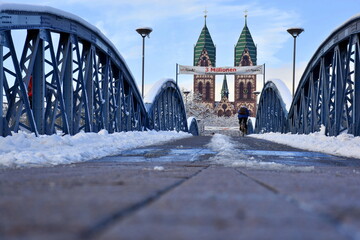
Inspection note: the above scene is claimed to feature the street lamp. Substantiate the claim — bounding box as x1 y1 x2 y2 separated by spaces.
183 90 191 106
287 27 304 98
136 27 153 98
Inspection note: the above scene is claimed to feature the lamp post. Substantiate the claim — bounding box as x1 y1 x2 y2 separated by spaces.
287 27 304 98
253 91 261 114
183 90 191 107
136 27 153 98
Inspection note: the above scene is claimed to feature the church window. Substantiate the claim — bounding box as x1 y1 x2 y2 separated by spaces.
247 82 252 99
225 110 232 117
205 82 211 100
239 82 244 99
198 82 203 98
241 55 251 66
240 49 251 66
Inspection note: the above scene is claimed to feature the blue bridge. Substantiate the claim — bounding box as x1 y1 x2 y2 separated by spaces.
0 5 359 138
2 5 360 240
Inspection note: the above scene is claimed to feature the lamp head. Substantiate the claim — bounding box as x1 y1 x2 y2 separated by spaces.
183 90 191 96
136 27 153 38
287 27 304 38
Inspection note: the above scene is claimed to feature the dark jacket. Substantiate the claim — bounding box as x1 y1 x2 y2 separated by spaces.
238 107 250 119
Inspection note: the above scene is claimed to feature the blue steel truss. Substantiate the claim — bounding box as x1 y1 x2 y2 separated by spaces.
146 80 188 132
255 81 288 133
187 117 199 136
0 5 191 137
288 15 360 136
256 16 360 137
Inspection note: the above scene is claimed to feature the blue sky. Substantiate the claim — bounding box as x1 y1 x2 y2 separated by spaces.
4 0 360 100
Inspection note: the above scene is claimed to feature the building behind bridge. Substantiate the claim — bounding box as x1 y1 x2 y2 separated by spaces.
193 13 258 117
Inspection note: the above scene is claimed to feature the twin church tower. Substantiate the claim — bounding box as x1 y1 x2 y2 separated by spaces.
193 12 257 117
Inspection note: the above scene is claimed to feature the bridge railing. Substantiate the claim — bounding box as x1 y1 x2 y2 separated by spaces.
255 80 290 134
256 15 360 137
0 4 192 137
145 79 189 133
187 117 199 136
288 15 360 136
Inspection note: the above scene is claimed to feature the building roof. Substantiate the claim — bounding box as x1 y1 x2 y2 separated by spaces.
221 75 229 99
234 16 257 66
194 17 216 66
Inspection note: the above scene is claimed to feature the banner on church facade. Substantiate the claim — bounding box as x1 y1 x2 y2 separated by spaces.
178 64 264 75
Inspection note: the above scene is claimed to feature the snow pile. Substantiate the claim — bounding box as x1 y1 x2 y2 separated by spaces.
154 166 165 171
207 134 314 172
0 130 191 169
250 126 360 159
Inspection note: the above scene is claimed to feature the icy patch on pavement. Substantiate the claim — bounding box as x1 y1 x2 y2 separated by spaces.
207 134 314 172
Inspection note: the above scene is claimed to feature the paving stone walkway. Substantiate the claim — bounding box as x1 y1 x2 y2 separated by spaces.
1 135 360 240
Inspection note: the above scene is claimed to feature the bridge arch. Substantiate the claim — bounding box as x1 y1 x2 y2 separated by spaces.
145 79 188 133
255 79 290 134
0 4 148 137
288 15 360 136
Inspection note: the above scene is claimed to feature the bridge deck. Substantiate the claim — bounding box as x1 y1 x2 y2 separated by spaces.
1 136 360 240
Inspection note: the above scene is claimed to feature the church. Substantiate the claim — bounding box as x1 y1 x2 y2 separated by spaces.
193 12 258 117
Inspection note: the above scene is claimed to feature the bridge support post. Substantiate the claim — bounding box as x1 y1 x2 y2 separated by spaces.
354 38 360 136
0 44 3 137
33 36 45 134
62 35 74 135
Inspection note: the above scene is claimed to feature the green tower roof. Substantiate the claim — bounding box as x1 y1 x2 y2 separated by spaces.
194 18 216 66
221 75 229 99
235 16 257 66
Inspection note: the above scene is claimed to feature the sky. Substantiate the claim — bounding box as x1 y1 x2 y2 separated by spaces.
1 128 360 169
3 0 360 101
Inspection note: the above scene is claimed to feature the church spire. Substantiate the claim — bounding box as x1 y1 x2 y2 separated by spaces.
234 11 257 66
221 75 229 99
194 10 216 66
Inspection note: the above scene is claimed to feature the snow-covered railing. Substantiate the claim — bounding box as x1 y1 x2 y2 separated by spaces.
145 79 189 133
288 14 360 136
0 3 148 137
255 79 290 134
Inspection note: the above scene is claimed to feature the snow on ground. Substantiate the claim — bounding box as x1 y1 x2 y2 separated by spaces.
207 134 314 172
250 126 360 159
0 130 191 169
